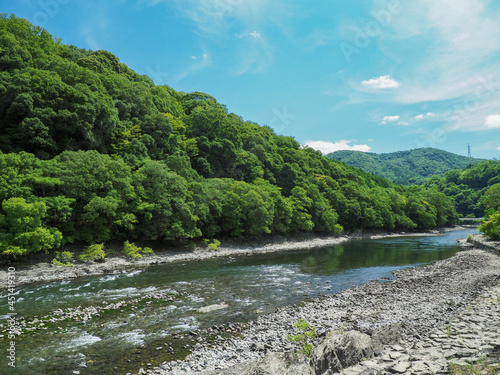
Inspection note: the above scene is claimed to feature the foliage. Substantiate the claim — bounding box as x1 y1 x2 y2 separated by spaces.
79 243 106 262
287 318 316 356
425 161 500 217
0 15 461 262
328 148 485 185
122 240 154 258
51 251 74 266
449 358 500 375
479 209 500 241
207 239 221 251
479 183 500 240
0 197 62 257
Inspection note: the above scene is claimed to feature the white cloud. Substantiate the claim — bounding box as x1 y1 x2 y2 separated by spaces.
484 114 500 128
304 140 371 154
415 112 437 120
361 75 401 89
381 115 400 124
250 31 261 38
445 101 500 132
374 0 500 104
398 121 409 126
497 146 500 151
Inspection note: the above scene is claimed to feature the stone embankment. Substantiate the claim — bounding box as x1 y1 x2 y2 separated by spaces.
338 284 500 374
143 240 500 375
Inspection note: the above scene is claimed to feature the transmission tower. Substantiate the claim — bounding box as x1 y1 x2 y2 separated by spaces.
468 143 471 158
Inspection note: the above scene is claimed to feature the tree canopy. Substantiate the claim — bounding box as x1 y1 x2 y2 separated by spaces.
327 148 485 185
0 14 459 261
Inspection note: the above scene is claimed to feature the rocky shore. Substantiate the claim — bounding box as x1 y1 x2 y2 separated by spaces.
140 237 500 375
0 229 446 289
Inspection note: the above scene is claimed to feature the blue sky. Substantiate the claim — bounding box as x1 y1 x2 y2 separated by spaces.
3 0 500 158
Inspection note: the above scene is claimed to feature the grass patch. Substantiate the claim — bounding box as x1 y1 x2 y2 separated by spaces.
450 358 500 375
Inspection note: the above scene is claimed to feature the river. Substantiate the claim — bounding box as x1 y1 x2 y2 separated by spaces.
0 228 476 374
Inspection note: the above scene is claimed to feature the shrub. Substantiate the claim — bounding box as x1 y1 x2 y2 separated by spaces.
52 251 74 267
122 240 154 258
479 209 500 241
79 244 106 262
208 239 221 251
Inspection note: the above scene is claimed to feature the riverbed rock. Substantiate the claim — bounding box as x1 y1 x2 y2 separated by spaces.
371 323 402 349
311 331 376 374
197 303 229 313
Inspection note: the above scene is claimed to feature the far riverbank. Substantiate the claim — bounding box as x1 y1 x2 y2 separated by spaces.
0 227 467 289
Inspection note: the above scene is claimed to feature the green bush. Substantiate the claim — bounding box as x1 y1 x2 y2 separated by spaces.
122 240 154 258
79 244 106 262
208 239 221 251
51 251 74 267
479 209 500 241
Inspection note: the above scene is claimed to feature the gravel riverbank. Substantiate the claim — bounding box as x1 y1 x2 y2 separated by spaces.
0 229 447 289
141 239 500 375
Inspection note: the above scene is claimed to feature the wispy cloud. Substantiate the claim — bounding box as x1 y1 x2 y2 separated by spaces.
378 0 500 103
174 51 212 81
398 121 409 126
305 140 371 154
361 75 401 89
170 0 268 34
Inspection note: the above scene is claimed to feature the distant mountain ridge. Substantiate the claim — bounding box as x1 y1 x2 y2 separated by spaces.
327 148 485 185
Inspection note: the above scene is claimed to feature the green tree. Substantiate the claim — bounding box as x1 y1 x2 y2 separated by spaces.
133 160 200 240
0 197 62 257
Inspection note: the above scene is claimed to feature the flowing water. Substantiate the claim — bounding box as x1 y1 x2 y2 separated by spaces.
0 229 476 374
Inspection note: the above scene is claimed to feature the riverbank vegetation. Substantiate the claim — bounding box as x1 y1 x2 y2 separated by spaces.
0 15 458 262
479 184 500 240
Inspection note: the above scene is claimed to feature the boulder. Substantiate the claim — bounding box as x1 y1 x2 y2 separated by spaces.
197 303 229 313
311 331 376 374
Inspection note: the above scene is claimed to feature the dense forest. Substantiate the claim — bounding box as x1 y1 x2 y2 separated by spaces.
424 160 500 218
0 15 459 261
327 148 484 185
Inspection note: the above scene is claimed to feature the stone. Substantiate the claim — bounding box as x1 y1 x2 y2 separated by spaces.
371 323 402 350
197 303 229 313
390 361 410 373
388 351 401 360
204 353 313 375
311 331 377 374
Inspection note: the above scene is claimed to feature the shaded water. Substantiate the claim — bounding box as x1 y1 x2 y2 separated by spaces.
0 229 476 374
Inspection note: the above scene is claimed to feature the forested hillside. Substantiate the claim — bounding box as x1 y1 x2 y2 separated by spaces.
424 160 500 217
327 148 484 185
0 15 458 261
